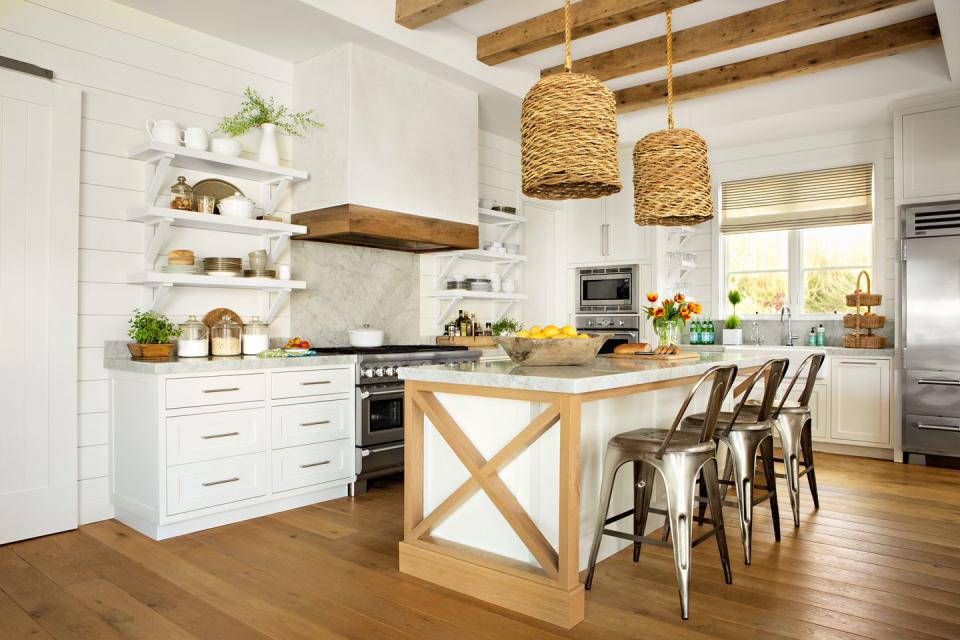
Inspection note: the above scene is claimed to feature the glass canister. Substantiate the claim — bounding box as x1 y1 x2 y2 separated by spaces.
170 176 194 211
177 315 209 357
242 316 270 355
211 316 242 356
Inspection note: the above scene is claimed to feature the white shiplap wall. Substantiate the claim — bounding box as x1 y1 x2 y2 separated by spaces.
1 0 297 524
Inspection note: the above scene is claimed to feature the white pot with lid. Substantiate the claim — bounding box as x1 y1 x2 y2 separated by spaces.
348 325 384 347
217 191 255 219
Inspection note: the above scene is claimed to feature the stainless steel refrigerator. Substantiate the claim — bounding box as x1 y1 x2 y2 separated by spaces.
901 202 960 461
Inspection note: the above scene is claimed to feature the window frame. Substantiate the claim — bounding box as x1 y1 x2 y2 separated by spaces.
713 153 883 321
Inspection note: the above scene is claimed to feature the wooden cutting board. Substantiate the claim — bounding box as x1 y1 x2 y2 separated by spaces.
602 350 700 361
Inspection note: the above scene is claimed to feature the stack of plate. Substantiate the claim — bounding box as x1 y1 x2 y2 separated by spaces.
161 264 200 274
203 257 242 277
243 269 276 278
466 278 493 292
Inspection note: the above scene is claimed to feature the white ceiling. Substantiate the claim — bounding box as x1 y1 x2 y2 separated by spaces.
113 0 957 147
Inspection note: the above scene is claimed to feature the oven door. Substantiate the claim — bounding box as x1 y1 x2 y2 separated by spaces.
579 273 634 309
356 384 405 446
583 330 640 355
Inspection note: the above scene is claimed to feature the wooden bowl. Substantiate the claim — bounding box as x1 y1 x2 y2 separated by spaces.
494 335 607 366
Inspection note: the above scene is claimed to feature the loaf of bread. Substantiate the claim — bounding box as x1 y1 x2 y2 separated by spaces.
613 343 649 354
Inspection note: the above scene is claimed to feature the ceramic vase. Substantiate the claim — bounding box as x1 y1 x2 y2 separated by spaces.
722 328 743 345
258 123 279 165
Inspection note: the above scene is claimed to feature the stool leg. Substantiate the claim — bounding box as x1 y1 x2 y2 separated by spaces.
585 448 626 590
760 435 781 543
702 457 732 585
657 455 697 620
723 431 760 565
776 414 803 527
696 469 708 526
800 419 819 510
633 461 655 562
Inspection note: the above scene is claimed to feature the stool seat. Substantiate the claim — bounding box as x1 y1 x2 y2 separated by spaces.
681 410 770 432
611 428 715 454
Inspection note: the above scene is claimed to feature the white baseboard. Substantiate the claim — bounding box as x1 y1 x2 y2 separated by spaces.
79 496 115 525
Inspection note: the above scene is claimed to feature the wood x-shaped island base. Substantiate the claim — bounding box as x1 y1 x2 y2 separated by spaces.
398 354 765 628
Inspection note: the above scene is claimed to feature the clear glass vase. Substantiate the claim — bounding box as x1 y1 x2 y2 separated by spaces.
656 322 681 348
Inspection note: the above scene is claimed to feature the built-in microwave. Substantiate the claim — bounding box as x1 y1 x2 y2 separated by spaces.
576 265 639 314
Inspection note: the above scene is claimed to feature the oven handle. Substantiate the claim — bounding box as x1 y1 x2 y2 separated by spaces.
361 443 405 457
360 388 404 399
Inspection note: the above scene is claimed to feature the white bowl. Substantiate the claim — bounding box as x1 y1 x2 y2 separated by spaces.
349 329 384 347
479 198 495 209
209 137 242 157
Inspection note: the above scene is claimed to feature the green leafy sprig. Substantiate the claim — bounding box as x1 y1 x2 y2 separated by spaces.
216 87 323 137
491 317 523 336
128 308 181 344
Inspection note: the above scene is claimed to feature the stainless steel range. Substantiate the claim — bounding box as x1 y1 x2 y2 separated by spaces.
311 345 480 493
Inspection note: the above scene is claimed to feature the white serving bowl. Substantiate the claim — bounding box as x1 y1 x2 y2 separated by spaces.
216 192 255 218
209 137 242 157
349 329 384 347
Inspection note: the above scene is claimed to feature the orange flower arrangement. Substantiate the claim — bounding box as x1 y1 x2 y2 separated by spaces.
643 291 698 332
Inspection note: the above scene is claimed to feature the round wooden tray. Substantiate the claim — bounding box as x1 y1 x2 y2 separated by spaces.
202 307 243 329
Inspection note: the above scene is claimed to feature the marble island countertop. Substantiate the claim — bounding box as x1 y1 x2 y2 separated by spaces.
683 343 895 357
399 351 768 394
104 353 357 375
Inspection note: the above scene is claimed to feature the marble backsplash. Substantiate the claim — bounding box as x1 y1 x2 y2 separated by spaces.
290 240 423 346
696 318 894 347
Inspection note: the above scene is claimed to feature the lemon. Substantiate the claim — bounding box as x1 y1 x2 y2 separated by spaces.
561 325 577 337
517 330 530 338
544 324 559 333
528 325 543 334
551 334 567 339
543 326 560 338
530 332 546 340
577 333 591 339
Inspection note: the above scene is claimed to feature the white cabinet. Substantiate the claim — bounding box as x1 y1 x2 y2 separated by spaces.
565 196 652 264
566 199 605 263
605 185 652 261
830 358 891 445
895 92 960 204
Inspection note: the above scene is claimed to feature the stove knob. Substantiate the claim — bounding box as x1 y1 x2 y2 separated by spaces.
362 368 376 378
385 367 395 376
586 320 593 326
617 320 625 327
375 368 385 377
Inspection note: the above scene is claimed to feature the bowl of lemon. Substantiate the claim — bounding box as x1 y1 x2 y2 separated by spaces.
495 324 607 366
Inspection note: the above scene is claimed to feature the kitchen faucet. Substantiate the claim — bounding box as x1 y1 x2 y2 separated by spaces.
781 307 799 346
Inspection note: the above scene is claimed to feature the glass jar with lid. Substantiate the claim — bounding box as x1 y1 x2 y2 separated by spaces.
242 316 270 355
211 316 242 356
177 315 209 357
170 176 194 211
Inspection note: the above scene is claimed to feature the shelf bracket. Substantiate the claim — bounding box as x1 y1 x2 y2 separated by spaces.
434 255 460 288
434 297 461 326
263 177 292 215
262 289 292 324
493 300 518 323
143 153 174 207
146 282 173 313
143 218 172 269
496 222 520 244
501 261 520 280
268 233 291 265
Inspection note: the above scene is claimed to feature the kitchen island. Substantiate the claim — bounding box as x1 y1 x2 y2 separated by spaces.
398 352 767 628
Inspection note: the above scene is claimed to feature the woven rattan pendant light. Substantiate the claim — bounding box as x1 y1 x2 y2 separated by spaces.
520 0 621 200
633 10 714 226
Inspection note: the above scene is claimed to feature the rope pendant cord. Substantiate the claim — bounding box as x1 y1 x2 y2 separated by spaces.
666 9 674 129
564 0 572 72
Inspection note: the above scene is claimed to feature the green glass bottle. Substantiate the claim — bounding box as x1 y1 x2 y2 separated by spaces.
690 319 701 345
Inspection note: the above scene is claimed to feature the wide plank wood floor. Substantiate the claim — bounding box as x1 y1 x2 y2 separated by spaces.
2 452 959 639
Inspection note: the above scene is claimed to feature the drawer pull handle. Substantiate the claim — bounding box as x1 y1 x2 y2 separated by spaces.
840 361 876 366
300 460 331 469
202 477 239 487
917 423 960 433
300 420 331 427
202 387 240 393
300 381 331 386
917 378 960 387
201 431 240 440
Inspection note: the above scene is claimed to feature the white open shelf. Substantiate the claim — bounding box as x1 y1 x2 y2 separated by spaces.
479 208 525 225
128 206 306 236
435 249 526 263
129 141 308 182
428 291 525 301
129 271 305 290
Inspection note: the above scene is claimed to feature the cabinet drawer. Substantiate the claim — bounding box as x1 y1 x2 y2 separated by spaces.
271 368 353 400
166 453 267 515
166 374 265 409
272 400 351 449
904 370 960 416
271 441 352 493
904 414 960 455
166 409 267 466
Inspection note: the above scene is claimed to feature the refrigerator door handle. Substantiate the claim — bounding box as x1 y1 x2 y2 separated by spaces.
916 378 960 387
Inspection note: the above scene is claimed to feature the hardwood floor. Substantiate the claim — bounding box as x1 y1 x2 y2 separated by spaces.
2 453 959 639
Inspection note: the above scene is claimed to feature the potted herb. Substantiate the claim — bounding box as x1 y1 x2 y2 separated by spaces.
127 308 181 359
723 290 743 345
216 87 322 165
643 293 701 347
491 317 522 336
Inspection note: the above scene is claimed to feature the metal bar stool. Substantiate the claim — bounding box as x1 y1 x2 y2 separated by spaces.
746 353 824 526
584 364 738 620
681 358 788 565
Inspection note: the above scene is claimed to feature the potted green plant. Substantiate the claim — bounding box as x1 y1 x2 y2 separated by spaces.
723 290 743 345
127 308 181 360
216 87 323 165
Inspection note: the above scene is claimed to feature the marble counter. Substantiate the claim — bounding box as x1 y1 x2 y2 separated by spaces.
104 353 357 375
682 343 895 357
399 351 767 394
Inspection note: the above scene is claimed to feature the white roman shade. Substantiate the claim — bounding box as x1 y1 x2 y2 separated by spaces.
721 164 873 234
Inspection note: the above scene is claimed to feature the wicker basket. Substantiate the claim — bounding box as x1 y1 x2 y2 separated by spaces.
843 334 887 349
843 313 885 329
845 270 882 307
843 270 886 349
633 127 714 226
520 72 622 200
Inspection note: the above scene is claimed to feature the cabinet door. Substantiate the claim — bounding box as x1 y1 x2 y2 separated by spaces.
830 359 890 444
807 383 829 441
565 199 604 263
605 188 651 260
902 106 960 200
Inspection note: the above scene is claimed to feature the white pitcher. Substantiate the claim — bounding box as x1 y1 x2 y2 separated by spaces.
179 127 208 151
145 119 181 145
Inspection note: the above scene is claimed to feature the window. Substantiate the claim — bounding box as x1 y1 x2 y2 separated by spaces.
721 164 874 316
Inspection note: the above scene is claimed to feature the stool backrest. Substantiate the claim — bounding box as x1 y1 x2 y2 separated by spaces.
722 358 790 434
656 364 738 459
774 353 825 414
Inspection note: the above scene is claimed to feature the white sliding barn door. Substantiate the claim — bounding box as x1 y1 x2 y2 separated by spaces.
0 67 81 544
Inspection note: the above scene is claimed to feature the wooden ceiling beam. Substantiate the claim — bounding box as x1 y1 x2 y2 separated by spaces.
477 0 698 66
614 15 941 114
396 0 483 29
542 0 915 81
